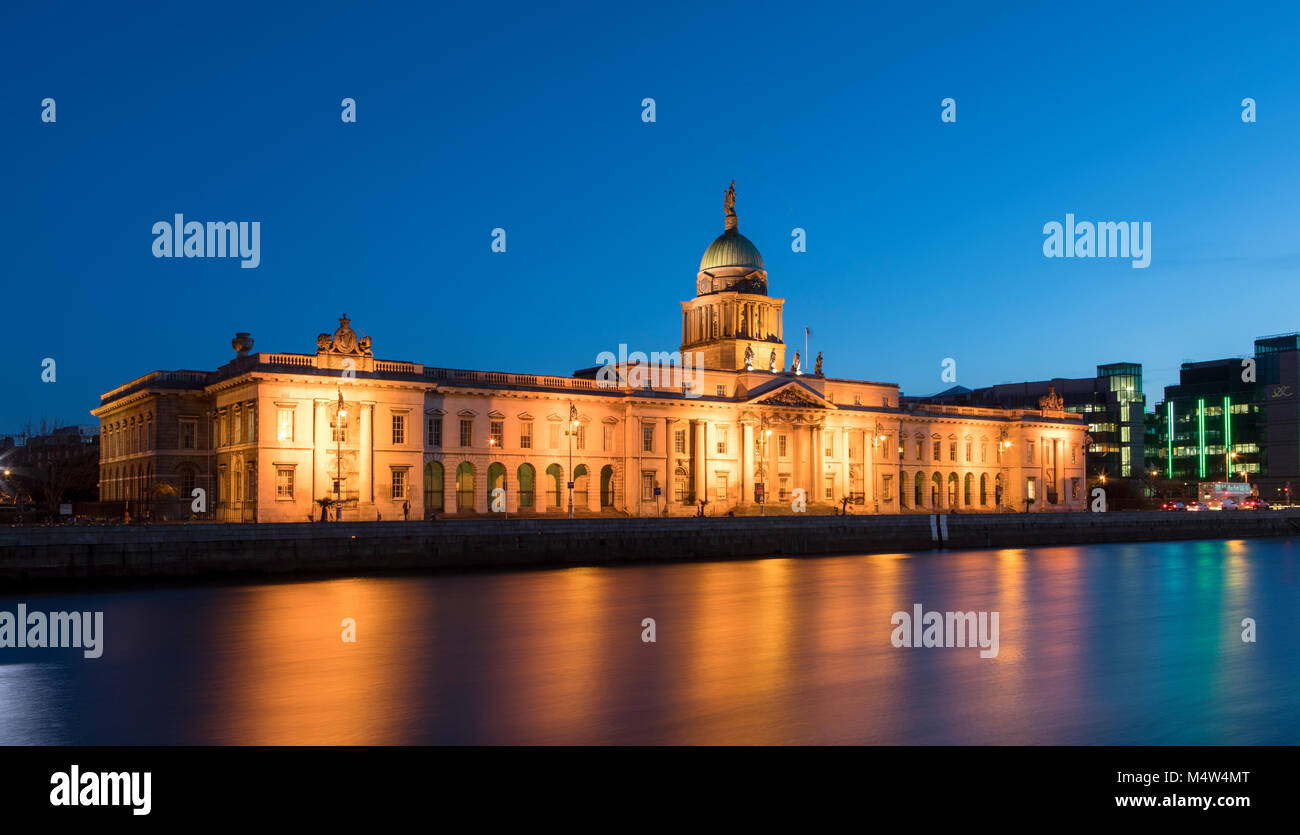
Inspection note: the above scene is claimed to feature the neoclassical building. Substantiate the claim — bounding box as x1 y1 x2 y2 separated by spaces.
93 185 1087 521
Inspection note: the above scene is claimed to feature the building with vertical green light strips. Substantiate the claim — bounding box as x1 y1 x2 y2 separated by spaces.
1147 333 1300 502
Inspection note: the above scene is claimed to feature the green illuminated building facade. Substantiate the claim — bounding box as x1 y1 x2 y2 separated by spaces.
1148 334 1300 500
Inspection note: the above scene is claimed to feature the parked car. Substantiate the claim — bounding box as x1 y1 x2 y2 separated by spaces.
1185 501 1209 511
1161 501 1186 511
1240 497 1271 510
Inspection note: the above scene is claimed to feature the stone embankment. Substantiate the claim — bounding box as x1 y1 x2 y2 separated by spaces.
3 510 1299 585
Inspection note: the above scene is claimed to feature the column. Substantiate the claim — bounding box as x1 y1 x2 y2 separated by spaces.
359 403 373 515
693 420 707 504
315 399 330 500
587 458 601 513
664 417 674 512
742 423 754 504
812 425 824 505
794 425 807 499
442 458 456 516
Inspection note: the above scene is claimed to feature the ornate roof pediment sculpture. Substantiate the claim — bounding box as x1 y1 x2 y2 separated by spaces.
317 314 373 357
756 385 829 408
1038 385 1064 411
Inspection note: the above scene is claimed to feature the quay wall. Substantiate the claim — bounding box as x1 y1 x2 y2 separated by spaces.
3 511 1300 584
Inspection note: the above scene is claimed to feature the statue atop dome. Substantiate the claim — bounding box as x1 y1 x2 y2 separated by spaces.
724 180 738 232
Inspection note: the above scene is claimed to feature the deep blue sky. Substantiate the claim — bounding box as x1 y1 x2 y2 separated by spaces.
4 1 1299 432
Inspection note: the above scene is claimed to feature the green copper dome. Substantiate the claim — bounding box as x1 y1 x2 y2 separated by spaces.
700 229 764 272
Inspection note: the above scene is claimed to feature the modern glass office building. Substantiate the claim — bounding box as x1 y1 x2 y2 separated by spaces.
1147 334 1300 501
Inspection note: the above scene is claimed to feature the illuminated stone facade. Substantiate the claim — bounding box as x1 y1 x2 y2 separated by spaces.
93 187 1087 521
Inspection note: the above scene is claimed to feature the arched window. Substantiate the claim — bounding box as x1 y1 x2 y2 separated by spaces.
516 463 535 509
674 467 690 504
456 462 475 511
931 472 942 508
979 473 988 506
573 464 589 509
964 473 973 506
899 471 909 509
545 464 563 509
914 471 925 508
995 473 1003 507
948 473 958 507
425 461 444 514
600 465 615 508
487 462 506 502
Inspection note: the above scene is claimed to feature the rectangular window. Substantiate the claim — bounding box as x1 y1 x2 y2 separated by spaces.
642 424 654 452
716 384 726 397
779 435 788 458
981 442 987 463
965 441 972 462
825 435 833 458
1071 477 1080 499
933 441 941 461
520 421 533 449
550 422 561 448
428 417 442 447
949 442 957 462
916 438 923 460
603 424 613 452
1026 477 1037 502
246 406 255 443
459 419 473 447
576 424 586 450
332 412 347 444
391 468 407 499
716 435 727 455
882 473 893 501
392 414 406 445
1071 445 1077 464
276 408 293 443
674 429 686 453
1026 442 1034 464
715 472 728 501
180 419 197 450
854 395 862 406
825 476 834 500
276 467 294 499
641 471 655 500
233 408 242 444
490 420 504 448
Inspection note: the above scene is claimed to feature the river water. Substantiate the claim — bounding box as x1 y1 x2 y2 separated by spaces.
2 537 1297 745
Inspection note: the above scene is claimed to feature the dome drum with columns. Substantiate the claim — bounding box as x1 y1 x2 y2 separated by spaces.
682 181 786 371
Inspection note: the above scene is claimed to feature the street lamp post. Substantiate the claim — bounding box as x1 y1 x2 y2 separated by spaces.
565 401 577 519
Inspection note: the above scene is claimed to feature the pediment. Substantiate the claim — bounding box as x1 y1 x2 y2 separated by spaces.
749 381 834 409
